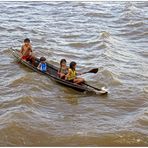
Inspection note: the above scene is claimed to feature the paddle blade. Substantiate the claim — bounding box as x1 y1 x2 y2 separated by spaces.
82 68 99 75
88 68 98 73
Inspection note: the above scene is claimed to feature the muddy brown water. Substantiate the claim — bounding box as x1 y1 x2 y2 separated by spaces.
0 1 148 146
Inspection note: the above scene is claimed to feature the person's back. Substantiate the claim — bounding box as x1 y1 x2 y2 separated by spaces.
40 62 47 72
37 57 47 72
67 68 76 81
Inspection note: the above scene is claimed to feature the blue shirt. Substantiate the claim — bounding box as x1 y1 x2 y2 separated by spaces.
40 63 47 72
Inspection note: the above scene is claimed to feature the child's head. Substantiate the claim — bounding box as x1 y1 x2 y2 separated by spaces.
24 38 30 46
40 57 46 63
60 59 66 67
70 61 76 70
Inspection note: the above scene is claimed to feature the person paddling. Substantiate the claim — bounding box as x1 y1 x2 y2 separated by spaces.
20 38 35 65
58 59 68 79
37 57 47 72
66 61 85 84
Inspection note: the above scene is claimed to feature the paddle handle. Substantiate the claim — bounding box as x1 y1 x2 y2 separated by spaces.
82 72 88 74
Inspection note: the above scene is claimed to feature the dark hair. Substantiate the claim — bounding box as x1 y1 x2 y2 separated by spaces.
70 61 76 70
24 38 30 43
40 57 46 61
60 59 66 66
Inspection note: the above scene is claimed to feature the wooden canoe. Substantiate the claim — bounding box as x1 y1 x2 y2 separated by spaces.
10 48 108 94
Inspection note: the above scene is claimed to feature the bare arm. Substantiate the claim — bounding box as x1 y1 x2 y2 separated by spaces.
28 44 33 52
37 63 41 69
20 45 28 57
58 68 61 74
76 71 82 76
65 69 71 80
20 45 24 57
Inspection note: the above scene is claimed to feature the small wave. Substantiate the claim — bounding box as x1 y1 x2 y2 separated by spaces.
117 29 142 39
11 5 33 10
122 2 144 19
0 120 52 146
8 73 54 93
0 26 7 30
0 96 36 110
66 37 104 50
100 69 122 86
99 31 121 47
139 51 148 58
61 34 80 39
100 31 110 39
9 75 34 87
67 42 89 48
85 12 112 18
138 32 148 40
135 107 148 127
143 87 148 93
97 43 108 49
126 20 144 28
18 96 36 105
138 115 148 126
15 26 28 32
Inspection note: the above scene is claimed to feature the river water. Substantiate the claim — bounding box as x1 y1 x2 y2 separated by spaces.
0 1 148 146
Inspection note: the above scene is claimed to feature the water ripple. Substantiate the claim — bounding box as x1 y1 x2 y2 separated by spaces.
0 1 148 146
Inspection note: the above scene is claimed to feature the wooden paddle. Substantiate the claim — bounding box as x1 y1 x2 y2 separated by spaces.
82 68 98 74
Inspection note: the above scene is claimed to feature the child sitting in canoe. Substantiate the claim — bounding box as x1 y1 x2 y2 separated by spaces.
65 61 85 84
20 38 35 65
37 57 47 72
58 59 68 79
